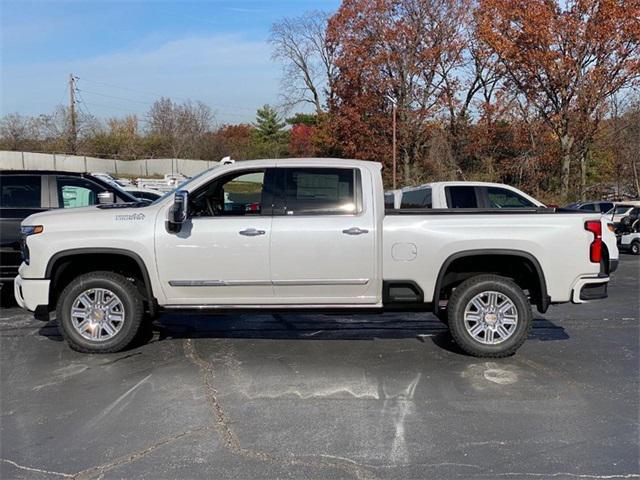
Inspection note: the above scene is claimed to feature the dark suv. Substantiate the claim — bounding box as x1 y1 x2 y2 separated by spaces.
0 171 138 288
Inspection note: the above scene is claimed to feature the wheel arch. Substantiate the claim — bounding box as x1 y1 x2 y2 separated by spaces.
433 249 550 314
45 248 157 314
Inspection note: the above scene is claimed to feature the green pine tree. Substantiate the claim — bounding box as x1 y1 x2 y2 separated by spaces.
251 105 288 158
253 105 286 143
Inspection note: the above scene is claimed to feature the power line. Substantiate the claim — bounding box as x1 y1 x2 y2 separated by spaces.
77 88 153 106
72 77 258 122
74 89 99 120
82 101 145 115
78 76 257 112
79 76 188 102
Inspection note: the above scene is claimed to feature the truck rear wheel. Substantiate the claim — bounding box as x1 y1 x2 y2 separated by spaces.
56 271 144 353
447 275 532 357
631 241 640 255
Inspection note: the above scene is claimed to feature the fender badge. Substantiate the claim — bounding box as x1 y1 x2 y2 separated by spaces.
115 213 146 221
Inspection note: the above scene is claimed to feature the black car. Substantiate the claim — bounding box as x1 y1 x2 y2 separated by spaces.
0 170 138 287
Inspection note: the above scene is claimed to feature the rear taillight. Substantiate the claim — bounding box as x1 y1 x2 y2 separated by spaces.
585 220 602 263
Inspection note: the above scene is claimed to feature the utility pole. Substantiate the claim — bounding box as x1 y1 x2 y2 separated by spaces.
386 95 398 189
68 73 77 154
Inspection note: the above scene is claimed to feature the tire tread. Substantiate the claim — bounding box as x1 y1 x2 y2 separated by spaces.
56 271 144 353
447 274 532 358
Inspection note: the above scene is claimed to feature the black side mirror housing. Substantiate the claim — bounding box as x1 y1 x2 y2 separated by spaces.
167 190 188 233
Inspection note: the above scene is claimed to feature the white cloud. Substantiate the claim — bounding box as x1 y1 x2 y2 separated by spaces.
1 33 281 123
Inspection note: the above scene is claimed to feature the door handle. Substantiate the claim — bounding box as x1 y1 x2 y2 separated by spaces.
239 228 266 236
342 227 369 235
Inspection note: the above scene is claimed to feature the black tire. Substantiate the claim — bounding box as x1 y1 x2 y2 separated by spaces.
56 271 144 353
631 241 640 255
447 274 532 357
0 282 17 308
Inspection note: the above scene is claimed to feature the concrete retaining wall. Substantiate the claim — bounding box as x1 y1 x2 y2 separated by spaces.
0 151 216 177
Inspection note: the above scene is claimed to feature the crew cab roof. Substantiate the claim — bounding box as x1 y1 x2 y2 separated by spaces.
213 158 381 171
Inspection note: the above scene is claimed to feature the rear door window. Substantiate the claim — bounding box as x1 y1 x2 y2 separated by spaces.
486 187 535 208
0 175 42 208
579 204 596 211
278 168 361 215
446 186 478 208
401 188 432 208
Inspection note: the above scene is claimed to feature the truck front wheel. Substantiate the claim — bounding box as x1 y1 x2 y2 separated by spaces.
447 275 532 357
56 271 144 353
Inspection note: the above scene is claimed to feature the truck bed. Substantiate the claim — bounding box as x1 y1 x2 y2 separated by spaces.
382 208 603 305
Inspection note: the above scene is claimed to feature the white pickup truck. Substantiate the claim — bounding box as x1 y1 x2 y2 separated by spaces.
384 181 543 210
15 158 611 357
385 181 619 274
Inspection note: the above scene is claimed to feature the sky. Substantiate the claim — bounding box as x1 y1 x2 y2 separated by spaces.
0 0 339 124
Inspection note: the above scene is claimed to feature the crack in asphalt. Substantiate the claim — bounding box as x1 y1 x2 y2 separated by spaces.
182 338 375 480
72 426 211 480
0 458 74 478
484 473 639 479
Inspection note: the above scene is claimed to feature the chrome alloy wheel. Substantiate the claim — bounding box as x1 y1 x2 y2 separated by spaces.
463 291 518 345
70 288 125 342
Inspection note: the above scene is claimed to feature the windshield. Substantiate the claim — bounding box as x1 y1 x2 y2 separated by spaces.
150 166 219 205
614 206 633 215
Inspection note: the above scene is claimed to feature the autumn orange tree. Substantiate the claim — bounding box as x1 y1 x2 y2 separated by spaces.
477 0 640 201
327 0 470 185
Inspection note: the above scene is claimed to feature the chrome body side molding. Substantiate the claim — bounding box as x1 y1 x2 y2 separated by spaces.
168 280 271 287
169 279 370 287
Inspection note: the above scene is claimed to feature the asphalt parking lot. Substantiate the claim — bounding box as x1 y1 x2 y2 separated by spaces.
1 256 638 480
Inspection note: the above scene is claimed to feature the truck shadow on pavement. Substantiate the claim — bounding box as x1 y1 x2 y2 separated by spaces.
37 312 570 355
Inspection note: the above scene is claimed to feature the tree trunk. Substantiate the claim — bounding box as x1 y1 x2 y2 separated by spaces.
580 149 588 202
403 151 411 186
560 134 574 201
632 157 640 198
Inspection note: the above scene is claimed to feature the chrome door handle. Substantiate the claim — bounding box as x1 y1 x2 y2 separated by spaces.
342 227 369 235
239 228 266 236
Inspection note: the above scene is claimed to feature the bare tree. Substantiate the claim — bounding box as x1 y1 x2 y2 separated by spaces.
609 93 640 198
270 10 337 114
0 113 38 150
147 98 213 159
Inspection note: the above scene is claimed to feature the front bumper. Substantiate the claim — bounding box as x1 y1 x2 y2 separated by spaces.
570 275 609 304
14 275 50 312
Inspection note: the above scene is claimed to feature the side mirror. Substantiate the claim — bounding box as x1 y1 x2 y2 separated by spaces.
98 191 115 204
167 190 188 233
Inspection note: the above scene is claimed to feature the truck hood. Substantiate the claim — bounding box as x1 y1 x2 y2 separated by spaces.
22 204 152 228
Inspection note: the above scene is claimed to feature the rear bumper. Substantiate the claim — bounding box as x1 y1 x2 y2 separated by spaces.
14 275 50 312
571 275 609 304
